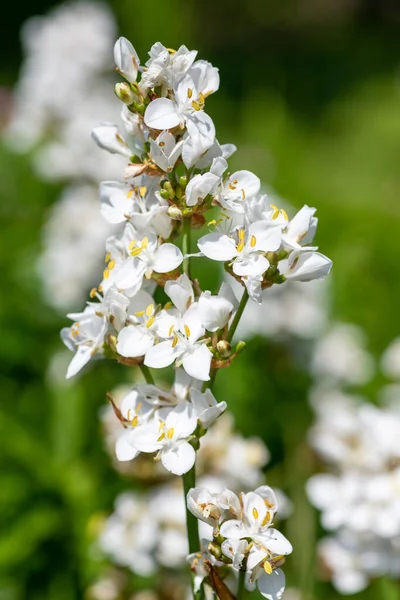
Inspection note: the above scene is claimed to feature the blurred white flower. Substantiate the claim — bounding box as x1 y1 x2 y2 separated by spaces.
311 323 374 385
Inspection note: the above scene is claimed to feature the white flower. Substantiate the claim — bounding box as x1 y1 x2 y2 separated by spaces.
114 37 140 83
99 178 171 238
99 492 157 576
115 388 155 461
110 230 183 296
130 404 197 475
220 489 286 547
61 305 107 378
198 282 238 332
198 222 282 279
116 290 177 359
280 250 332 282
140 43 197 94
217 170 260 213
282 205 318 251
144 303 212 381
149 131 183 172
91 123 132 157
190 388 227 428
186 488 222 526
185 157 227 207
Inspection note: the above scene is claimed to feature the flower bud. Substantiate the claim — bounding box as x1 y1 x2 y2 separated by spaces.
179 175 188 189
167 206 183 221
114 82 136 105
163 181 175 200
235 340 247 354
216 340 231 357
208 542 222 560
175 186 183 200
160 189 170 200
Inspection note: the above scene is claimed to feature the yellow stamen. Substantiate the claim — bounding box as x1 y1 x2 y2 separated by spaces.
172 334 179 348
139 186 147 197
250 235 257 248
198 92 205 104
98 285 103 293
167 427 174 439
105 252 111 263
187 88 193 99
228 183 237 190
157 432 165 442
168 324 175 336
126 189 134 199
191 100 201 111
141 237 148 249
131 415 139 427
264 561 273 575
134 310 145 317
252 507 259 520
281 208 289 221
103 268 110 279
241 188 246 200
238 228 245 241
108 260 115 271
130 247 142 257
89 288 97 298
159 141 165 147
261 511 271 527
164 302 173 310
145 304 154 317
158 420 165 432
236 241 245 253
233 179 238 184
208 219 217 226
146 316 155 328
184 325 191 338
128 240 137 251
270 204 280 220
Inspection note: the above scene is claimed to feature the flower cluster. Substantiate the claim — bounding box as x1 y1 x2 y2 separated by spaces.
307 355 400 593
59 35 334 599
110 370 226 475
61 37 332 384
186 485 292 599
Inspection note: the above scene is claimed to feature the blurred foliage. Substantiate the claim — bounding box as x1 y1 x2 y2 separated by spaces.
1 0 400 598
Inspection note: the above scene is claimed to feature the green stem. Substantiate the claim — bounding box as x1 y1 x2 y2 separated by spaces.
182 218 192 278
226 288 249 344
139 364 155 385
182 465 199 554
237 568 247 600
202 288 249 394
183 464 203 599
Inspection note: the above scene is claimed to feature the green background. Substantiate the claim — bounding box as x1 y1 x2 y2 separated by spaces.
1 0 400 598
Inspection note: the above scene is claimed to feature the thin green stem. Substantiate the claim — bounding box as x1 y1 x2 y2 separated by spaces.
237 568 247 600
139 364 155 385
182 217 192 278
183 464 203 599
226 288 249 344
182 465 199 554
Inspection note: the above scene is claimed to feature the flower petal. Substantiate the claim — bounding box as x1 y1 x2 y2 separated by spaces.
115 430 140 461
197 233 237 262
257 568 286 600
161 442 196 475
153 243 183 273
144 98 181 130
182 344 212 381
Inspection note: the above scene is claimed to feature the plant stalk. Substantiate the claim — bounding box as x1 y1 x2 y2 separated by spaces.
226 288 249 344
139 364 155 385
182 217 192 278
